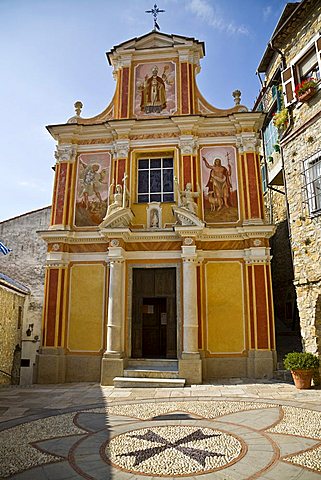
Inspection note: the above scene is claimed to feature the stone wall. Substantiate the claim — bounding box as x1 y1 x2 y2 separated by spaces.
282 117 321 355
278 3 321 356
260 1 321 361
0 284 25 384
0 206 51 383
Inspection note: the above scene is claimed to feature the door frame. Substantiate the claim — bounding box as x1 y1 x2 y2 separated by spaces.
127 263 181 359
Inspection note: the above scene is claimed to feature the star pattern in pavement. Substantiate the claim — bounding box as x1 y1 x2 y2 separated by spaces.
117 428 224 467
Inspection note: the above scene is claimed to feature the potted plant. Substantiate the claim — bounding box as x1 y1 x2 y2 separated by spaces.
273 143 280 153
295 77 317 102
273 108 289 131
283 352 319 389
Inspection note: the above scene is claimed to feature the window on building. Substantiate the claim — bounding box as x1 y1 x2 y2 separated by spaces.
137 157 174 203
261 163 268 194
304 150 321 215
297 47 320 82
281 35 321 106
263 116 279 158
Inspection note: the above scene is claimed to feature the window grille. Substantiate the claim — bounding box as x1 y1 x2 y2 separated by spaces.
303 150 321 215
137 157 174 203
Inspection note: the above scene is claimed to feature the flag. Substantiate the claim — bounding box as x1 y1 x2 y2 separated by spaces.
0 242 12 255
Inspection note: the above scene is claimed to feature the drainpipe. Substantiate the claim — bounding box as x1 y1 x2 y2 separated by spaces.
269 40 286 70
256 70 264 88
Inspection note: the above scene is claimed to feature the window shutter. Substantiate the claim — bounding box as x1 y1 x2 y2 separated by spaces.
316 37 321 74
281 66 295 106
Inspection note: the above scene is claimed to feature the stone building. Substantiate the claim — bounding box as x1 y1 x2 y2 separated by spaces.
0 206 51 384
0 273 29 384
36 31 276 386
255 0 321 362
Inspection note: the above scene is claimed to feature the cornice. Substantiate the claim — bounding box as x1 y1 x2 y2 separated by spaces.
39 223 276 246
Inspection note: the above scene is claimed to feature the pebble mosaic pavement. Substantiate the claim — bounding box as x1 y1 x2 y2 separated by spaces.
0 382 321 479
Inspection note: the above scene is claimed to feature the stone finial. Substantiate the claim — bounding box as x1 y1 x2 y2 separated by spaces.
232 90 241 105
74 101 83 116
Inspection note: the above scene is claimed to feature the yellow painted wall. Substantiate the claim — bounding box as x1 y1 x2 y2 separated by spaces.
68 264 105 352
205 261 244 353
131 203 176 226
0 286 24 384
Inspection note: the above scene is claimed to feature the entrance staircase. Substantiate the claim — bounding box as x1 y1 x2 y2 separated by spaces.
113 359 186 388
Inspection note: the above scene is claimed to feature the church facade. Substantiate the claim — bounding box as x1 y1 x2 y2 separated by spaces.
36 32 275 385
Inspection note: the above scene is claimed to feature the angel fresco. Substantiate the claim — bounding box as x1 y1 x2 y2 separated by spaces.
75 153 111 227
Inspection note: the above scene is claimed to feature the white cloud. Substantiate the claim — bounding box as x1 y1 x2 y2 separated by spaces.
263 5 272 20
186 0 249 35
17 180 48 193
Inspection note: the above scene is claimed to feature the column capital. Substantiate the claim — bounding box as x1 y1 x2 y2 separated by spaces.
244 247 271 264
181 245 197 262
179 136 198 155
108 245 125 265
54 144 77 164
112 140 130 159
236 133 260 154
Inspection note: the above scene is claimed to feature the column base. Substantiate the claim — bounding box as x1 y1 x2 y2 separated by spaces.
101 356 124 386
179 354 202 385
35 347 66 384
247 350 276 379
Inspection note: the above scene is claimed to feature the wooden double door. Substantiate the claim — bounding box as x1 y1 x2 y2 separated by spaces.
132 268 177 358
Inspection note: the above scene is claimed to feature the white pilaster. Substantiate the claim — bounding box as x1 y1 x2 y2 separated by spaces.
179 245 202 384
181 246 199 354
101 246 125 385
106 255 124 356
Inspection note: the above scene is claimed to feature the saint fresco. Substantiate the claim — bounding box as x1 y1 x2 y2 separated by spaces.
74 153 111 227
134 62 176 117
201 146 239 224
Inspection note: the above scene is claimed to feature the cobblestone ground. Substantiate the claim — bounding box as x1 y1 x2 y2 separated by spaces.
0 380 321 479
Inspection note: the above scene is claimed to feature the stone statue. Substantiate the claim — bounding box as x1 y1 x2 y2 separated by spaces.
151 209 159 228
175 177 200 216
104 173 129 219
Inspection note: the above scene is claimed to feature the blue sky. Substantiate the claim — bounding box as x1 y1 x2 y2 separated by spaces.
0 0 289 222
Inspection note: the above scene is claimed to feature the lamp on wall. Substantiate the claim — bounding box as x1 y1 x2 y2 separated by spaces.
26 324 34 337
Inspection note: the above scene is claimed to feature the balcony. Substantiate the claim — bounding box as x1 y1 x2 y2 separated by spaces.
267 151 283 185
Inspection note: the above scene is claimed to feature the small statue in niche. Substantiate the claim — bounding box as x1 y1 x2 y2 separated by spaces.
174 177 201 216
151 209 159 228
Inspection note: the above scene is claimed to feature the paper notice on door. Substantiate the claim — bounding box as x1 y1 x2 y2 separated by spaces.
161 313 167 325
143 305 154 314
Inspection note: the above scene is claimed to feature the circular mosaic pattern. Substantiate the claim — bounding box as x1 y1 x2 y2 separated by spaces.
105 425 244 476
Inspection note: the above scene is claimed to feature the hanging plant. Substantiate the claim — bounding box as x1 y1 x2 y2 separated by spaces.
273 108 289 130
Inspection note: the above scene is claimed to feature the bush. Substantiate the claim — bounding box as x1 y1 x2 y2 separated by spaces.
284 352 319 371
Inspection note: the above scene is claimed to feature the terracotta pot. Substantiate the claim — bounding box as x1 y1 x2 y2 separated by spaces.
291 369 314 389
297 87 316 102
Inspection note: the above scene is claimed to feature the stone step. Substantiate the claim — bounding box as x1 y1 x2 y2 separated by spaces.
124 368 179 379
113 376 185 388
273 369 293 382
127 359 178 369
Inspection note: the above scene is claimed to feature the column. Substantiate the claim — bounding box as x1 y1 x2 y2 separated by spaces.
182 249 199 354
50 144 77 229
101 246 125 385
245 249 276 378
237 134 265 224
106 257 124 356
179 245 202 384
36 264 67 384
